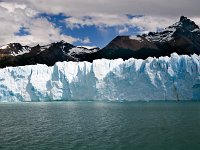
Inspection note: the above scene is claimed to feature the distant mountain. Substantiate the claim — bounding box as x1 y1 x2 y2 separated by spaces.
0 41 99 68
0 16 199 68
88 16 200 60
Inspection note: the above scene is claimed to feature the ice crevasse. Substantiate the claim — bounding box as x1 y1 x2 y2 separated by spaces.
0 53 199 102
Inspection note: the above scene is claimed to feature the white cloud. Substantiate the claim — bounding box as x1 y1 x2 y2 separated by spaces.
0 0 200 46
118 27 129 34
65 15 119 29
0 1 87 46
81 37 91 44
129 16 177 32
9 18 81 46
65 14 130 29
8 0 200 18
65 14 200 34
0 2 26 12
65 15 178 32
24 0 200 30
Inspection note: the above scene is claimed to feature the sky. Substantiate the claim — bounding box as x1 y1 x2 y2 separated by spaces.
0 0 200 48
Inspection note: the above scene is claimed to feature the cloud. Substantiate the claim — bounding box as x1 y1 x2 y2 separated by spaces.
118 27 129 34
129 16 177 32
0 1 87 46
10 18 81 46
81 37 91 44
0 2 26 12
6 0 200 17
0 0 200 46
65 15 178 32
30 0 200 30
0 18 80 46
65 14 131 28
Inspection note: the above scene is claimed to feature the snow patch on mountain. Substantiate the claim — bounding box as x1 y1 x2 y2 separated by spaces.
146 27 176 42
40 45 51 52
68 47 99 55
0 45 8 49
11 47 31 56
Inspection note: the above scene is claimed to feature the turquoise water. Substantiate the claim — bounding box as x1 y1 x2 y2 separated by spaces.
0 101 200 150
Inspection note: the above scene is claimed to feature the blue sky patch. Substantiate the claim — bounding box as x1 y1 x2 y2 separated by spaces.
15 27 30 36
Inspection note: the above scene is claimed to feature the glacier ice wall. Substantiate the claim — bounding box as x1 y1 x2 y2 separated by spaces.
0 53 199 102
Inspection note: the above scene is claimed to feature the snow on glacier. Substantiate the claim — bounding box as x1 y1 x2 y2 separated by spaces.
0 53 199 102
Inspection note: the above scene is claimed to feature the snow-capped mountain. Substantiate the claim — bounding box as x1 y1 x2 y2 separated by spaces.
0 16 199 68
0 43 31 56
0 41 99 68
0 53 199 102
89 16 200 61
146 16 200 43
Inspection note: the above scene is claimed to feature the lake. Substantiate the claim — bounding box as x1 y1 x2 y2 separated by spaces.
0 101 200 150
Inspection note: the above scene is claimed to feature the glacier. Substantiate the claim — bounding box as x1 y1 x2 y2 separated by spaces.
0 53 199 102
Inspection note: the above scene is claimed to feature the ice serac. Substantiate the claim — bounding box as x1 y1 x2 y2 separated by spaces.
0 53 199 102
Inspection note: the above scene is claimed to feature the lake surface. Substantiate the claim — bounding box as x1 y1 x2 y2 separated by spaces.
0 101 200 150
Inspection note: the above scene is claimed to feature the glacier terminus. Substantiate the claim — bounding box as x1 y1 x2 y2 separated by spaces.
0 53 199 102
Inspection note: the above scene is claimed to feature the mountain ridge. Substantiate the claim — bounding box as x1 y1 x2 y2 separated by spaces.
89 16 200 60
0 16 200 68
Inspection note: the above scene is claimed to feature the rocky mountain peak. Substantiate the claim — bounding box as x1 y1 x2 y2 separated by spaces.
176 16 199 31
180 16 188 22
